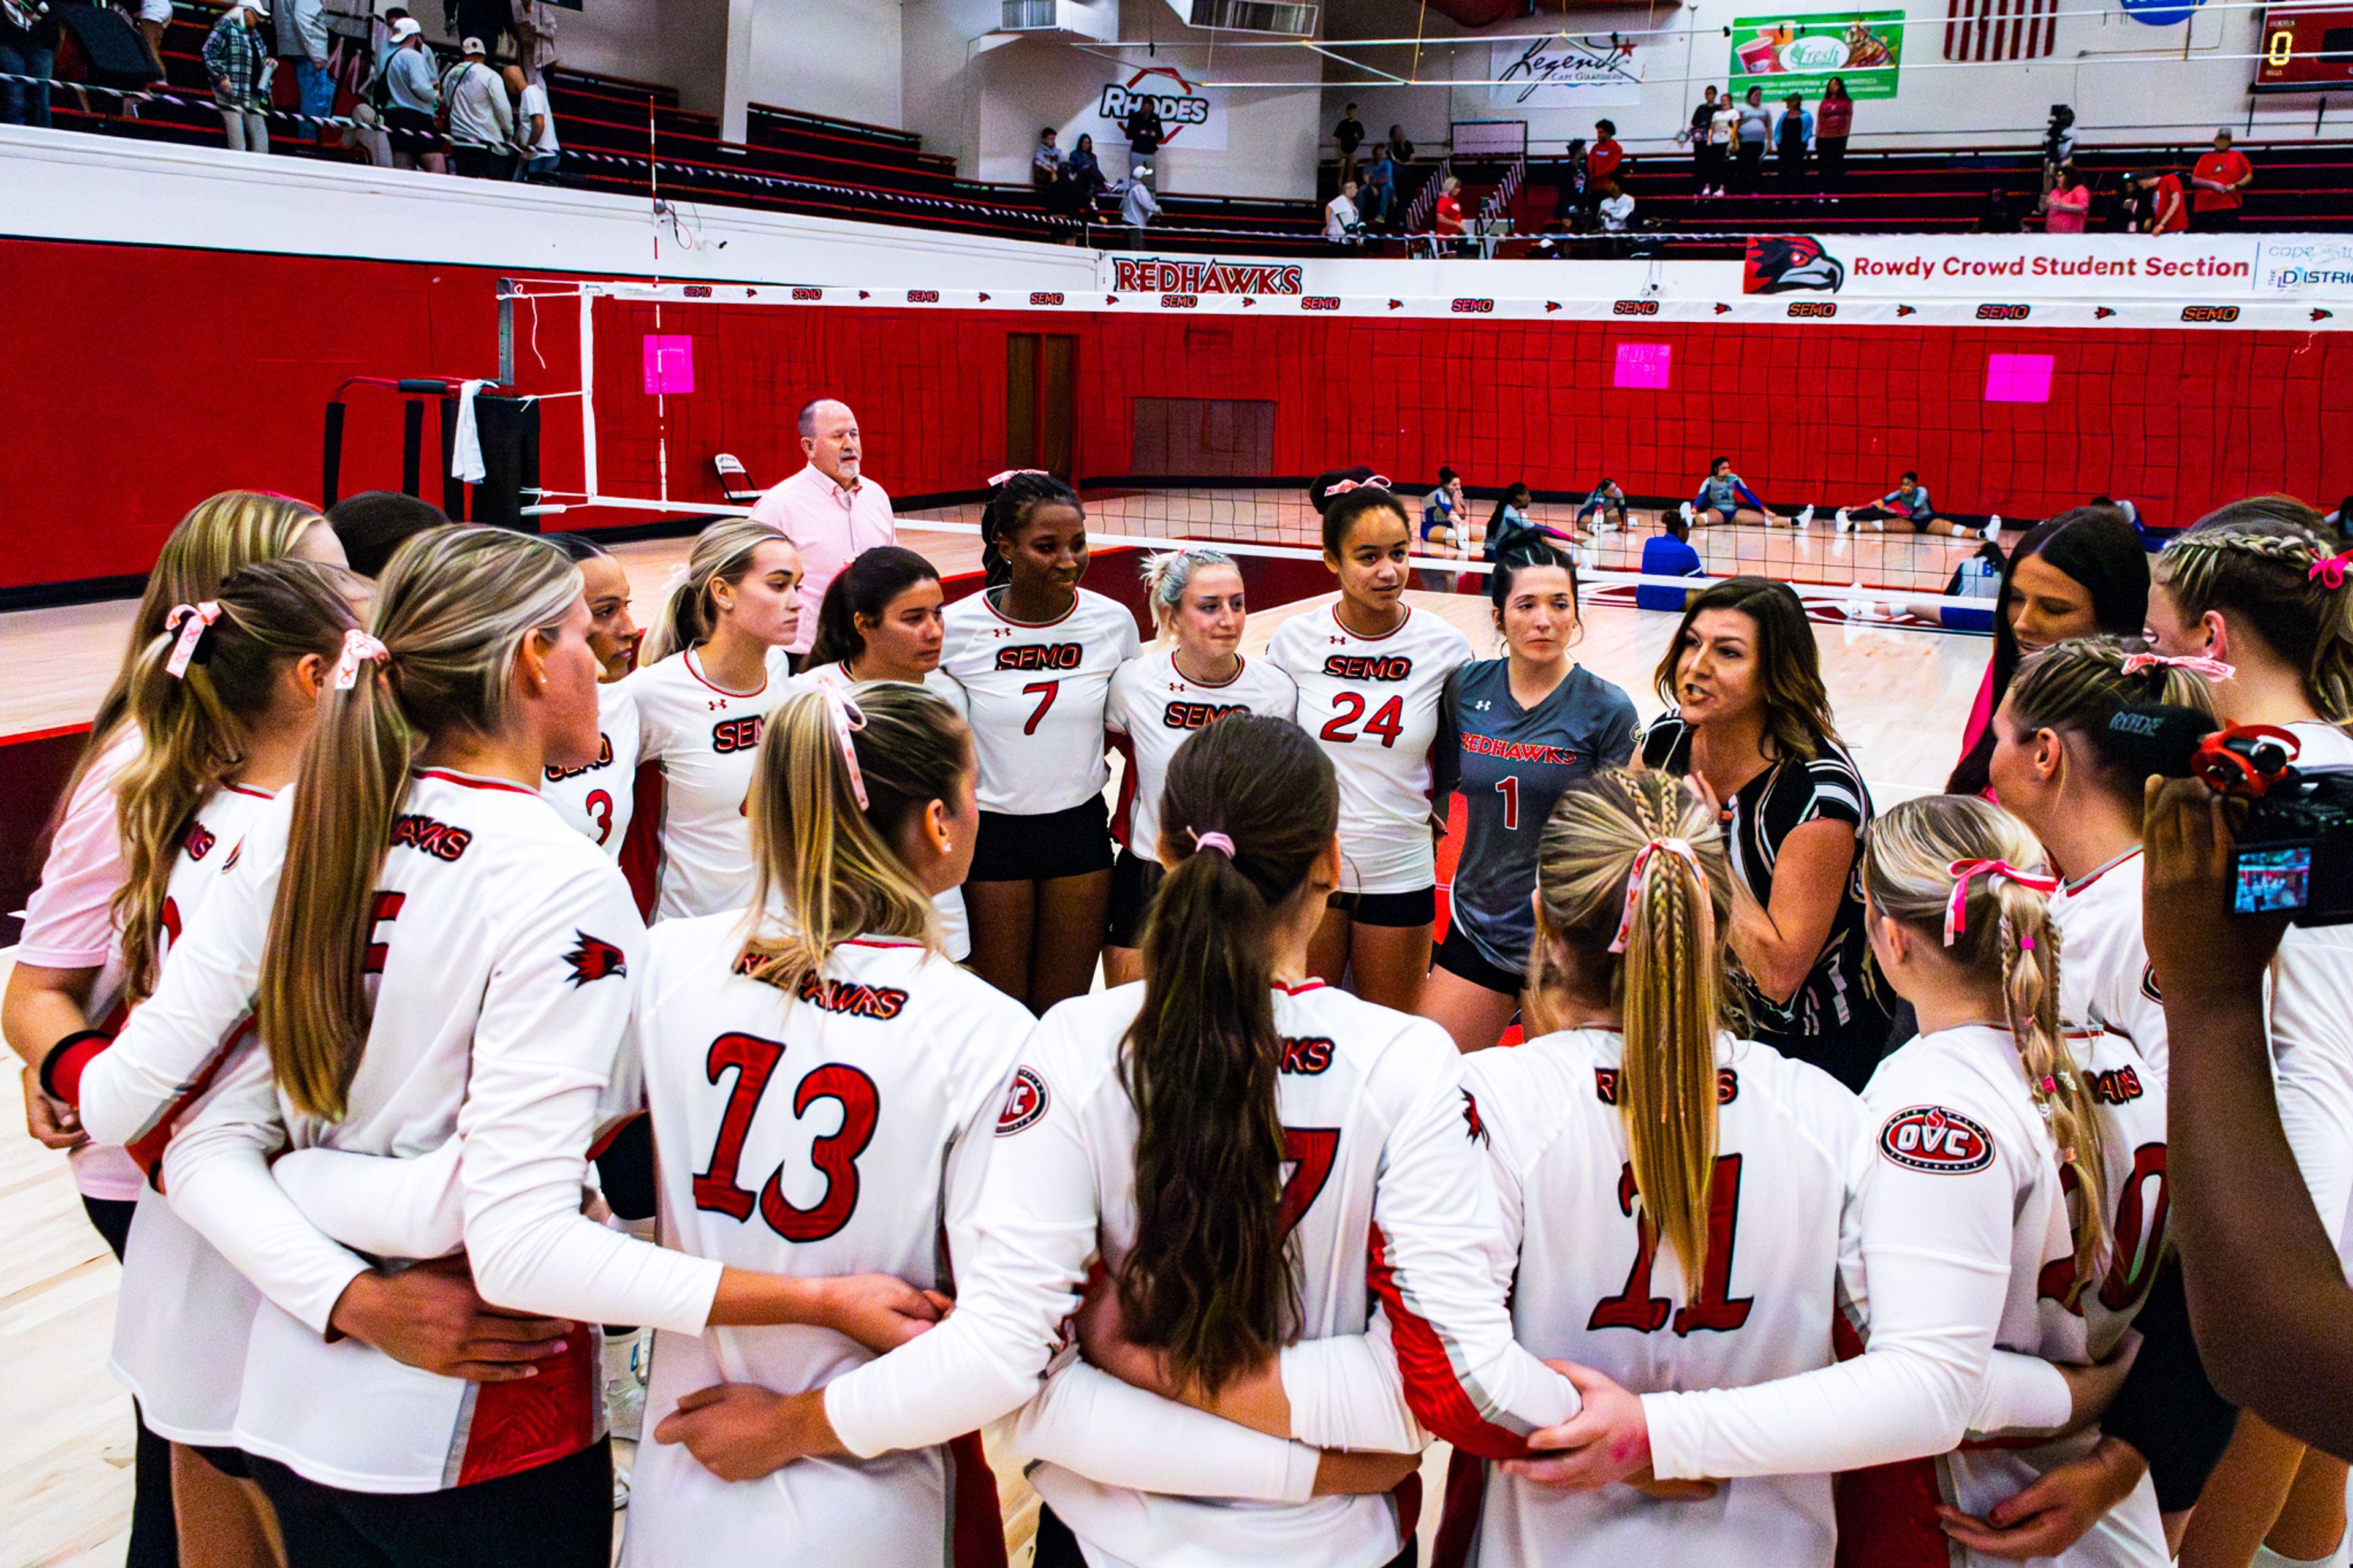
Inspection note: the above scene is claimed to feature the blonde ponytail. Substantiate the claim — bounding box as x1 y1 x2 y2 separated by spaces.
258 529 581 1121
1531 769 1732 1301
637 517 790 665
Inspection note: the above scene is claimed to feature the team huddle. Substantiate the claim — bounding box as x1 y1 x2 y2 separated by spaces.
12 471 2353 1568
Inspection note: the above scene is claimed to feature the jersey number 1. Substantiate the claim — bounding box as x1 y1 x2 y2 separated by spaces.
692 1031 879 1243
1588 1154 1754 1336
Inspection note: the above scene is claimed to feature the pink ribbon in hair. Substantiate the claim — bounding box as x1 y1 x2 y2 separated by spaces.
819 686 869 810
1188 828 1236 858
2311 550 2353 591
1608 838 1709 955
1324 475 1394 496
330 629 390 691
1943 858 2059 947
163 602 221 679
2120 651 2235 683
988 468 1050 487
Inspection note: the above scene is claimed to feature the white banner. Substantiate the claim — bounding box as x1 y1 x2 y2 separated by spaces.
1737 233 2350 299
1071 64 1226 155
2255 237 2353 295
1488 36 1644 107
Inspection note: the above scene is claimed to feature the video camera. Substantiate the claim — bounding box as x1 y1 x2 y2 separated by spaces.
2109 705 2353 925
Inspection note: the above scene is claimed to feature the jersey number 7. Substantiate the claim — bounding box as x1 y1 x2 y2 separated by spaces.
692 1031 880 1243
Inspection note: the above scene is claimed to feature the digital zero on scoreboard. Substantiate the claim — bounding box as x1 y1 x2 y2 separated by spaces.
2255 6 2353 92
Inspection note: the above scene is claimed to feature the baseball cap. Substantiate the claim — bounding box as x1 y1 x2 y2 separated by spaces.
1133 165 1150 179
462 35 487 54
243 0 269 13
388 16 420 40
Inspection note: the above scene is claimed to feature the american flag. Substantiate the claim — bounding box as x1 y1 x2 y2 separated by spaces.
1946 0 2057 60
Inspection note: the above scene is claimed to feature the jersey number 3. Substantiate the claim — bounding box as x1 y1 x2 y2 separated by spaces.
1588 1154 1754 1336
692 1031 879 1243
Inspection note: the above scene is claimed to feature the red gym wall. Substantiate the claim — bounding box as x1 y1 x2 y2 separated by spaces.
7 235 2350 594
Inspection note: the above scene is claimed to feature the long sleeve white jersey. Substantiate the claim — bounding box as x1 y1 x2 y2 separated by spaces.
154 770 724 1493
1267 604 1472 895
938 587 1138 817
2049 850 2170 1080
821 979 1576 1568
2272 722 2353 1260
540 678 640 855
617 918 1033 1567
1452 1028 1865 1567
1642 1025 2171 1568
628 648 790 921
1105 648 1299 856
56 782 278 1447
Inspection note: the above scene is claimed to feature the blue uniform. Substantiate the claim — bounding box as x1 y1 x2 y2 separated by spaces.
1435 659 1639 982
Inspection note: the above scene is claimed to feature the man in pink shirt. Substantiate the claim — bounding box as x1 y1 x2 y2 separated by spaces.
748 398 896 660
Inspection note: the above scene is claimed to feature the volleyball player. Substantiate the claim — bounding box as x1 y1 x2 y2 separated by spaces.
1270 477 1471 1010
3 490 343 1568
700 718 1578 1568
1510 797 2171 1568
537 532 642 857
1102 547 1296 986
792 545 971 960
942 471 1137 1011
1438 768 1864 1563
627 518 802 920
624 684 1032 1566
122 530 938 1567
1423 545 1636 1053
1682 458 1783 529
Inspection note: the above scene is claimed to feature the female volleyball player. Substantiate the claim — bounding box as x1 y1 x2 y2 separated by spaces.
793 545 972 960
1423 545 1637 1053
1683 458 1782 529
1439 767 1865 1563
1270 477 1471 1010
126 529 941 1567
942 471 1137 1012
1506 796 2171 1568
689 717 1578 1568
627 517 802 920
625 683 1034 1567
537 533 642 857
1102 547 1296 986
3 490 342 1568
1639 577 1890 1090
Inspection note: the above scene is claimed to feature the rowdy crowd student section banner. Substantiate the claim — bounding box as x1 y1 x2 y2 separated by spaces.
1727 12 1904 100
1489 36 1645 107
1740 233 2353 298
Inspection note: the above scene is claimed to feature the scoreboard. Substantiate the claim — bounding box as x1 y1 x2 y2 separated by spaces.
2256 6 2353 93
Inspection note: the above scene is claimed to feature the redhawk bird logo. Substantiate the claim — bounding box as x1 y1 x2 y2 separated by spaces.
1743 234 1846 295
1896 304 1918 317
1713 301 1733 315
563 931 628 987
1460 1088 1490 1147
2095 306 2118 319
2316 309 2335 322
1545 301 1563 312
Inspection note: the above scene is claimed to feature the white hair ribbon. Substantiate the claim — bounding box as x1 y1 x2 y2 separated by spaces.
819 686 870 810
1608 838 1709 955
163 602 222 679
330 629 390 691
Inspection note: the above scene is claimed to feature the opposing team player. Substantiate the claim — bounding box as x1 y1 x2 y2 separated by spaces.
1102 547 1296 986
623 683 1032 1566
943 471 1137 1011
1270 478 1471 1010
1510 796 2171 1568
1438 767 1863 1564
538 533 642 859
1424 545 1637 1053
627 518 803 920
119 530 937 1567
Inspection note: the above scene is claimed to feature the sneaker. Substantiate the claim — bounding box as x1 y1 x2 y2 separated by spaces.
1835 507 1854 534
1795 504 1816 529
1678 501 1696 527
1984 515 2003 545
605 1328 648 1442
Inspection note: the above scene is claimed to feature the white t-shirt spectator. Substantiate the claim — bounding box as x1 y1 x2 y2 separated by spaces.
441 58 513 149
517 78 558 154
1324 191 1361 240
1120 180 1161 229
1599 191 1635 232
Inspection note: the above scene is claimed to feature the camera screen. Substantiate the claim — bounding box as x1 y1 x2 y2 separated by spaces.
2236 845 2313 913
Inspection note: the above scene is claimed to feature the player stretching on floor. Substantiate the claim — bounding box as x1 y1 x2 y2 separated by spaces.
1681 458 1790 529
1273 475 1472 1010
1838 472 1997 540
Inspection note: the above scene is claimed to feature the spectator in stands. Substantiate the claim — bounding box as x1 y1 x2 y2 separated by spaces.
441 35 513 178
1775 92 1812 189
1362 143 1395 224
1385 122 1414 164
1595 176 1634 238
2192 128 2254 227
1066 131 1104 208
277 0 333 119
506 62 558 181
1574 477 1629 533
2041 165 2091 233
1434 174 1467 252
326 490 451 577
511 0 558 78
1335 101 1364 177
2134 165 2188 233
2040 102 2076 199
1637 509 1706 612
1704 92 1740 197
1122 96 1164 167
129 2 172 83
1586 119 1623 214
339 101 393 166
749 398 895 666
1324 179 1363 244
1814 77 1852 200
1119 164 1159 246
1560 137 1587 216
1031 126 1061 189
1684 86 1720 194
203 0 273 156
450 0 512 62
0 0 56 129
381 17 446 173
1733 86 1771 192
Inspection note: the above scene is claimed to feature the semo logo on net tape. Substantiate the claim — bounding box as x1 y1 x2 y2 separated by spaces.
1030 292 1066 306
1112 257 1305 295
1451 298 1495 313
790 287 824 301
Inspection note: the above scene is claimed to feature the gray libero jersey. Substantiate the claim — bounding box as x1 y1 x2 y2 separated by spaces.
1436 659 1638 977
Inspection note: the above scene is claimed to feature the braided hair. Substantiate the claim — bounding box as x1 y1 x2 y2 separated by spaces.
980 471 1082 588
2156 498 2353 724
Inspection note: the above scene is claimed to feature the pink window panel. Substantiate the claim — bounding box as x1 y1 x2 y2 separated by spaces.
1984 353 2053 403
643 335 695 395
1613 343 1672 390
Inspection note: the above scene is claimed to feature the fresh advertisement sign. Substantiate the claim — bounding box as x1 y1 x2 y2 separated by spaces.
1737 233 2353 299
1075 65 1226 154
1490 36 1644 107
1728 12 1903 100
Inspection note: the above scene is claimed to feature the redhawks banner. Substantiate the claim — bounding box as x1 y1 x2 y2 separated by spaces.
1741 234 2348 298
1110 257 1305 295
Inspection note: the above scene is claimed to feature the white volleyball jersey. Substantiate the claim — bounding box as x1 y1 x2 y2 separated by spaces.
618 921 1033 1568
1643 1025 2170 1568
820 980 1576 1568
1267 604 1472 895
542 680 640 855
2048 850 2170 1080
1105 648 1298 856
152 771 724 1493
629 648 788 922
88 783 276 1447
939 587 1138 816
1455 1029 1865 1568
2260 724 2353 1257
